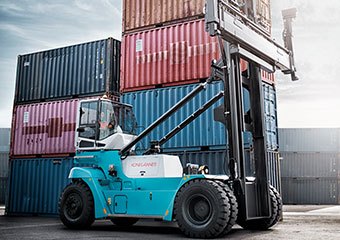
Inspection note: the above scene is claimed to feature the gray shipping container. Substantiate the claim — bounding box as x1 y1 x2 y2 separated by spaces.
14 38 120 104
0 177 7 204
280 152 340 178
281 177 339 204
0 152 9 177
278 128 340 152
0 128 10 152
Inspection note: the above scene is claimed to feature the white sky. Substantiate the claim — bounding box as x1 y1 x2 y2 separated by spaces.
0 0 339 128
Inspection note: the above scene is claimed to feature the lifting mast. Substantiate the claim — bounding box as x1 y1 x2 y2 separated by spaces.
205 0 297 221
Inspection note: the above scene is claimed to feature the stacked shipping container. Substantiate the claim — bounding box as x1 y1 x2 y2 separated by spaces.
7 38 121 215
14 38 120 104
121 0 279 191
11 38 120 158
122 81 278 151
279 128 340 204
122 0 272 36
0 128 10 204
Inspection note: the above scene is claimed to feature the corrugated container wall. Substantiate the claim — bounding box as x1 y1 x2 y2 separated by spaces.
280 152 340 178
0 177 7 204
0 128 10 204
255 0 271 34
121 19 219 92
0 152 9 177
122 0 205 33
11 99 79 156
0 128 10 152
122 0 271 36
120 19 275 92
279 128 340 204
122 81 278 151
278 128 340 152
164 149 281 192
281 178 339 204
263 83 278 150
6 157 73 215
15 38 120 104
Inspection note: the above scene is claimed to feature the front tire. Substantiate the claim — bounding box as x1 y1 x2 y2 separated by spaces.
59 181 95 229
174 179 231 238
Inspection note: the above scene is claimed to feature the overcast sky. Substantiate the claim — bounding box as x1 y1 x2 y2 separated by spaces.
0 0 339 128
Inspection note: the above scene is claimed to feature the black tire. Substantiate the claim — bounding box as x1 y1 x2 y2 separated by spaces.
215 181 238 236
174 179 231 238
270 186 283 227
59 181 95 229
236 185 281 230
110 217 139 226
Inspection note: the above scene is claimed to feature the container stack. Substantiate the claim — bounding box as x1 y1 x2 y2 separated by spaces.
120 0 279 189
0 128 10 204
279 128 340 204
7 38 121 215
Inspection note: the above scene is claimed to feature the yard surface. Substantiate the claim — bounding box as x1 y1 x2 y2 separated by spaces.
1 205 340 239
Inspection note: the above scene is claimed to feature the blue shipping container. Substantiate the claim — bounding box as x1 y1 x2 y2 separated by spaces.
122 81 278 152
164 149 281 192
263 84 278 150
15 38 120 104
6 158 73 215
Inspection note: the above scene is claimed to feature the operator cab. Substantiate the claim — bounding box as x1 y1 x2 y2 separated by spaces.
76 97 137 151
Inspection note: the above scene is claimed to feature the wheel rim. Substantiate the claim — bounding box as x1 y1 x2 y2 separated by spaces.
185 193 213 226
64 192 83 220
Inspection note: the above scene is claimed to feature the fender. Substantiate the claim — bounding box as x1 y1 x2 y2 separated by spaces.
165 175 229 221
69 167 105 179
68 167 110 219
164 175 206 221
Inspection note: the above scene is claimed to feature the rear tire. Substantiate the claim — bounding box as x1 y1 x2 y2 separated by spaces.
174 179 231 238
110 217 139 226
237 185 282 230
59 181 95 229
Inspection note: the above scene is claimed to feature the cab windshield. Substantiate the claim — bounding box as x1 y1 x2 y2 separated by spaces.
98 100 117 140
79 99 136 141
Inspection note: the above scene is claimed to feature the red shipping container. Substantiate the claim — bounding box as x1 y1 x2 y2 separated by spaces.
10 99 79 157
121 19 220 92
120 19 274 92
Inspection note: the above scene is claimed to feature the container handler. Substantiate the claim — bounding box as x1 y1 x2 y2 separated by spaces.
59 0 298 237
